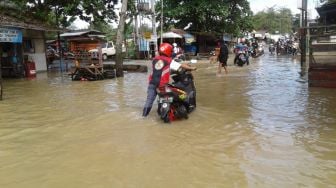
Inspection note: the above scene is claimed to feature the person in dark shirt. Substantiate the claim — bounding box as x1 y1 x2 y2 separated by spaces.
217 40 229 75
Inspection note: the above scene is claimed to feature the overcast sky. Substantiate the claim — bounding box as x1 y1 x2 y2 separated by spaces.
247 0 319 18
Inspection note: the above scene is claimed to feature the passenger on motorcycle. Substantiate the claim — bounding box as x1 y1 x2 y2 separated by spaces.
142 43 196 117
172 43 183 59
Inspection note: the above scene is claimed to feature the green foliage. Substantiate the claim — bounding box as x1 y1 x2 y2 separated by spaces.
252 7 297 34
156 0 253 36
90 0 136 41
321 0 336 3
89 21 117 41
3 0 119 28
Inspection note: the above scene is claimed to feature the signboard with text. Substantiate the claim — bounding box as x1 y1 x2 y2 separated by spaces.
144 32 152 39
0 27 22 43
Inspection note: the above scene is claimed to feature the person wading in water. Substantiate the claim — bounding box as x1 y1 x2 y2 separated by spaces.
217 40 229 75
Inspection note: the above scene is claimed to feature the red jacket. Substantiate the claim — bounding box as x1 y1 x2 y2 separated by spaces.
149 55 172 87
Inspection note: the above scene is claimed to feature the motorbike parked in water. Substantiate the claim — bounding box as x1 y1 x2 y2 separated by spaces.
157 59 197 123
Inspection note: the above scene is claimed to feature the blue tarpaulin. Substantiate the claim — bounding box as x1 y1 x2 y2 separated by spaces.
139 38 149 51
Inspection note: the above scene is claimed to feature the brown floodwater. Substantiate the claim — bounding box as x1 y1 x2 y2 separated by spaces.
0 55 335 188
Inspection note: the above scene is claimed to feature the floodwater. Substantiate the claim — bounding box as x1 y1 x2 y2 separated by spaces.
0 54 335 188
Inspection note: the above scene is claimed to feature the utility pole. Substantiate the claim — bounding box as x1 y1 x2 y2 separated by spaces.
160 0 163 44
151 0 157 55
300 0 308 67
135 0 140 59
55 7 63 73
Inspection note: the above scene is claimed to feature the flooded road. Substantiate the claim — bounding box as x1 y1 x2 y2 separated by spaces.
0 54 335 188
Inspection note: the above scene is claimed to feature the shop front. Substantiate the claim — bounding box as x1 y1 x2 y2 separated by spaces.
0 27 24 78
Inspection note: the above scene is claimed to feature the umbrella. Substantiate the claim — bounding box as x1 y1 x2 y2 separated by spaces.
183 33 195 43
161 32 183 39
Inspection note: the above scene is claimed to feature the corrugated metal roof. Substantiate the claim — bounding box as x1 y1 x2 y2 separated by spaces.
0 13 60 31
60 30 106 38
60 31 88 37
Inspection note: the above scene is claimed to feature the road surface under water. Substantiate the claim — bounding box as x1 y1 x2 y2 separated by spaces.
0 54 335 188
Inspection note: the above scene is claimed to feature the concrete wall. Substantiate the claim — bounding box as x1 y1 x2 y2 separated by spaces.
27 52 47 71
22 30 47 71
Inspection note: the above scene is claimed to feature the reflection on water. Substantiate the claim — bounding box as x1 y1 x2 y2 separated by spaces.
0 56 335 188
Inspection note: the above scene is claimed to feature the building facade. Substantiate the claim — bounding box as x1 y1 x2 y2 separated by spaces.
0 13 55 77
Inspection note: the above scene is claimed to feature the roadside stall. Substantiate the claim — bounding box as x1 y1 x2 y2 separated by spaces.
60 30 106 63
170 29 197 56
61 30 115 81
158 31 183 46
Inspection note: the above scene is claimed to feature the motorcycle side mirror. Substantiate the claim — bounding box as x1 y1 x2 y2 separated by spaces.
190 59 197 64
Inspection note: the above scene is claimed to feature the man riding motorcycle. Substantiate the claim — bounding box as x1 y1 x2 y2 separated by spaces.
142 43 196 117
233 42 249 66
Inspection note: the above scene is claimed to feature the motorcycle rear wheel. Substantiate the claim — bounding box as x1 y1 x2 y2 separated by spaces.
236 59 245 67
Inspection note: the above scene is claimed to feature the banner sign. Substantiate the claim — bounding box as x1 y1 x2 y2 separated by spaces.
0 27 22 43
144 32 152 39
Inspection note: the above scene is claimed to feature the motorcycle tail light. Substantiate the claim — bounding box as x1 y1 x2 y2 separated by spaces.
158 86 171 93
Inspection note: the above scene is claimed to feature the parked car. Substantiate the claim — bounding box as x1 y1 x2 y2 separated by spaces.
89 41 126 60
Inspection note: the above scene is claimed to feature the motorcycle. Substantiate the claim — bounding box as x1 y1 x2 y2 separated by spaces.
175 53 188 61
251 43 264 58
250 46 258 58
157 59 197 123
257 44 264 56
276 43 286 55
289 42 300 56
269 44 275 55
234 50 249 66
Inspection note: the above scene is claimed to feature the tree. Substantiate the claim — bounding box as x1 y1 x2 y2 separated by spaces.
292 13 301 33
89 21 117 42
156 0 253 36
5 0 119 28
320 0 336 3
115 0 128 77
252 7 295 34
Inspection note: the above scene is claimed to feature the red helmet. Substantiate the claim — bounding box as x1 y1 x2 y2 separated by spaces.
159 43 173 57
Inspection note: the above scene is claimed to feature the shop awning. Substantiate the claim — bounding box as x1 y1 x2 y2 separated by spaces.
160 32 183 39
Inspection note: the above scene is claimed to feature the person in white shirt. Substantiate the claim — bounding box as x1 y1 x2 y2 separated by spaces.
172 43 182 58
